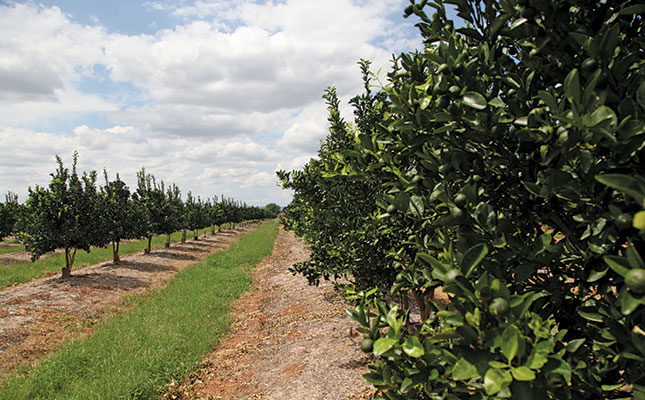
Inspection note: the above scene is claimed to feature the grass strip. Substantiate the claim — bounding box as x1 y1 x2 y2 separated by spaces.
0 224 237 289
0 219 279 399
0 245 25 255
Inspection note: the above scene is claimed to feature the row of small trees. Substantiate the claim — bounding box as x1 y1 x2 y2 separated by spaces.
2 152 277 278
281 0 644 399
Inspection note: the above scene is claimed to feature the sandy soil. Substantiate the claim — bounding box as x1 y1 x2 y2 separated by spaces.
165 226 375 400
0 224 257 379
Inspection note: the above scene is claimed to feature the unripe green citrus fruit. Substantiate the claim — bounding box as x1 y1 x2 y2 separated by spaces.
454 193 467 207
615 213 633 230
430 190 442 203
625 269 645 294
437 95 450 109
520 6 537 18
634 211 645 230
360 338 374 353
450 206 464 220
581 58 597 75
489 297 509 319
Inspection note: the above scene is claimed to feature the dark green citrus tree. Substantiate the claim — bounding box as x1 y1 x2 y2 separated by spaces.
133 168 166 254
184 191 206 240
99 171 145 263
281 0 645 398
0 192 19 240
162 183 184 247
264 202 281 217
19 152 106 278
279 84 401 291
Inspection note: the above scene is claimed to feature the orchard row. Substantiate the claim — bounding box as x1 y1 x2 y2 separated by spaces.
0 151 277 278
280 1 644 399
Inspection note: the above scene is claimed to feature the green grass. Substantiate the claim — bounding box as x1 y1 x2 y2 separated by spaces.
0 225 235 289
0 219 279 399
0 245 25 255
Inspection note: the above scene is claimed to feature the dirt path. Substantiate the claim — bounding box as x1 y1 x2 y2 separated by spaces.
0 224 258 379
166 226 374 400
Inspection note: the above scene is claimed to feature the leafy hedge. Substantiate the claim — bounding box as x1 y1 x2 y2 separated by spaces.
280 0 645 398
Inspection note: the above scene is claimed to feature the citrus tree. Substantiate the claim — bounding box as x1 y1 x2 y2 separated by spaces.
161 183 184 247
19 152 106 278
281 0 645 398
133 168 168 254
0 192 19 240
184 191 206 240
99 171 145 263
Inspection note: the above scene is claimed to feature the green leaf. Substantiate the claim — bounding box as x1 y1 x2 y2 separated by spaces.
488 97 505 107
416 252 447 273
566 338 586 353
596 174 645 205
489 361 508 368
409 195 425 217
577 309 604 323
373 337 398 356
386 306 399 329
587 268 608 282
462 91 488 110
400 377 414 393
484 368 512 395
527 351 549 370
564 69 581 105
545 359 572 385
452 357 479 380
604 255 631 277
602 383 626 391
402 336 425 358
537 90 558 111
501 325 520 362
420 97 431 110
511 366 536 381
462 244 488 277
619 4 645 15
590 105 617 128
599 25 619 63
363 373 385 385
620 288 643 316
638 81 645 108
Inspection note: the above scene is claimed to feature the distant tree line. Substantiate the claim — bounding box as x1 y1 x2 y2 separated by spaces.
0 151 278 278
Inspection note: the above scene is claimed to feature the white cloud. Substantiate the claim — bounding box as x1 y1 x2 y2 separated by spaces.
104 0 413 138
0 0 423 206
0 3 108 99
242 171 277 188
277 103 328 153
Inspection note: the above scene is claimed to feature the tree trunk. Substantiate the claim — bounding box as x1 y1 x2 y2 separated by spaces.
194 229 199 240
211 224 215 235
145 235 152 254
181 230 186 243
62 247 75 279
165 233 170 248
112 240 121 264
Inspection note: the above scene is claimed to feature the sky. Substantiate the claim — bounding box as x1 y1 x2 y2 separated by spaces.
0 0 425 207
